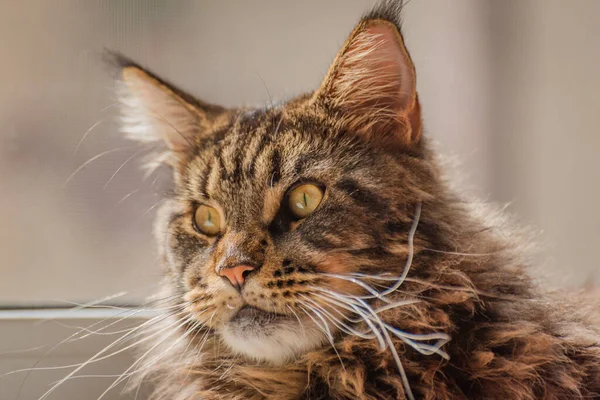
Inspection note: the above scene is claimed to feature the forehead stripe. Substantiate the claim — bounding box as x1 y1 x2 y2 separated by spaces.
199 158 214 198
246 114 285 178
269 148 281 187
246 130 271 178
336 178 389 213
231 120 257 182
217 145 228 182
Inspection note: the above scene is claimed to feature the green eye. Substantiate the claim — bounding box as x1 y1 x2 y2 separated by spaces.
193 205 221 236
288 184 324 219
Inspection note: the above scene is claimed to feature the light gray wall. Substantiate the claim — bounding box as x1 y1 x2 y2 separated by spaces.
489 0 600 287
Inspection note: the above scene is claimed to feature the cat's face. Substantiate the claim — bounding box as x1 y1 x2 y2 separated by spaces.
117 18 427 364
156 106 425 363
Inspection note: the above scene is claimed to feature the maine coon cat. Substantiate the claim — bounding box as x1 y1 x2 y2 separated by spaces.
109 1 600 398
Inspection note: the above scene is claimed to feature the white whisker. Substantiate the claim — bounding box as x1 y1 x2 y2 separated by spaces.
322 273 393 302
63 147 134 188
73 117 108 155
313 289 386 350
103 145 155 189
96 314 197 400
298 304 346 372
377 202 421 298
300 295 373 340
36 311 190 400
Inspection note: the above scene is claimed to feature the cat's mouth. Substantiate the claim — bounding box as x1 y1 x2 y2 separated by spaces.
229 304 289 327
220 303 327 364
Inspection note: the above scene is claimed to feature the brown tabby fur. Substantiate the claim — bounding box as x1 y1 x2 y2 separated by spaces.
112 1 600 399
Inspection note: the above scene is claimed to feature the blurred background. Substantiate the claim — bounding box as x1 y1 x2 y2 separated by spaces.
1 0 598 399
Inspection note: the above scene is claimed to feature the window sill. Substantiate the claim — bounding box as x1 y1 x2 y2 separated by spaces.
0 308 154 400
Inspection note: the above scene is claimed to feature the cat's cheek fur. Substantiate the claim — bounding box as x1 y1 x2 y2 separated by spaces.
219 319 328 365
153 200 183 272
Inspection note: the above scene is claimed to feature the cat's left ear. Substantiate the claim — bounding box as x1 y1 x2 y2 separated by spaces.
110 53 227 156
312 14 421 148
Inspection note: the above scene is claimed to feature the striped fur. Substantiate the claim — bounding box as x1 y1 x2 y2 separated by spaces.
113 1 600 399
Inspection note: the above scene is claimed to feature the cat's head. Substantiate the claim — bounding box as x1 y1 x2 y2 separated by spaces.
115 4 440 365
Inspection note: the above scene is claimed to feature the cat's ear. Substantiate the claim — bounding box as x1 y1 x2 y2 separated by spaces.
312 12 421 148
110 53 226 154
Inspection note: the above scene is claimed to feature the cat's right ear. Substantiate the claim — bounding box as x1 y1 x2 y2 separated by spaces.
108 52 226 158
311 3 421 150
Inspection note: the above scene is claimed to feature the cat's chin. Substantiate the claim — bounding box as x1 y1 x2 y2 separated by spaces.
219 306 327 365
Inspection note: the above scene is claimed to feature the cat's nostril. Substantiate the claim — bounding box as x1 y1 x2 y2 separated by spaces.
242 269 253 280
219 264 255 290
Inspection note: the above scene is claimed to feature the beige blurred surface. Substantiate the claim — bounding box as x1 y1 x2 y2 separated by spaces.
0 311 151 400
0 1 599 398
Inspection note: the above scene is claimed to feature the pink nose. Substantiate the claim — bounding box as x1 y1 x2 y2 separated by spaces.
219 264 255 289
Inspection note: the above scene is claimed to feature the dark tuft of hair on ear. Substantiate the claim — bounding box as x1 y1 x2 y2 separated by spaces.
362 0 407 31
103 50 142 73
104 50 223 116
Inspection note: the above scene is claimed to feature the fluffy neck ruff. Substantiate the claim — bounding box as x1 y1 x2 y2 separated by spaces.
141 199 600 400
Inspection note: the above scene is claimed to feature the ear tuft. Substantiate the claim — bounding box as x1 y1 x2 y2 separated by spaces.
106 50 227 164
313 4 421 148
362 0 406 29
117 66 204 152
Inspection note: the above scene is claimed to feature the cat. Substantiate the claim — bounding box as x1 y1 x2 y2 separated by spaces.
110 1 600 399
